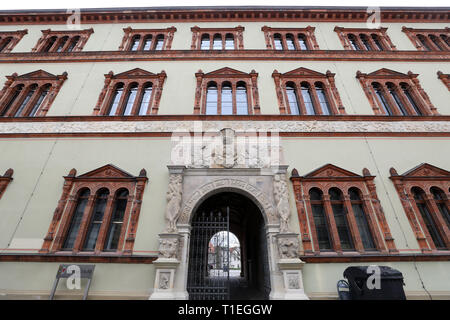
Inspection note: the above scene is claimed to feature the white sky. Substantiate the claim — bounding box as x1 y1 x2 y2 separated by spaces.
0 0 448 10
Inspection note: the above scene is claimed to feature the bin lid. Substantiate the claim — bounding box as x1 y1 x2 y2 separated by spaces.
343 266 404 280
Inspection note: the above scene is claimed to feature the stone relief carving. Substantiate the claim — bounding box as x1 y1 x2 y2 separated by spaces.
287 273 300 289
159 238 179 259
159 272 170 289
278 237 299 259
274 174 291 233
164 174 183 233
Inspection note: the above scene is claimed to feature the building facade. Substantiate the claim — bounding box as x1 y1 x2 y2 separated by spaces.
0 6 449 300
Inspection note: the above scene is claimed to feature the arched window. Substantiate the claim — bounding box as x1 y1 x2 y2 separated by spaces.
154 34 164 50
428 35 443 51
14 84 38 117
205 82 218 115
315 82 331 115
286 34 295 50
297 34 308 50
329 188 354 250
107 83 124 116
104 188 129 251
387 82 408 115
372 82 393 115
0 84 23 116
201 34 210 50
130 35 141 51
67 36 80 52
28 83 51 117
417 34 431 51
301 82 315 115
236 82 248 115
285 82 300 115
142 35 153 51
440 34 450 47
349 188 376 250
273 34 283 50
83 188 109 251
221 82 233 115
400 82 422 115
42 36 57 52
371 34 384 51
430 187 450 230
55 36 69 52
412 187 446 249
225 34 234 50
213 34 222 50
348 34 360 50
360 34 372 50
121 83 139 116
309 188 332 250
138 82 153 115
62 188 90 250
0 37 13 52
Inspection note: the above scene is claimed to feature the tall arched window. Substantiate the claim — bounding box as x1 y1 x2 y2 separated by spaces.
430 187 450 230
14 84 38 117
66 36 80 52
371 34 384 51
400 82 422 115
205 82 218 115
329 188 354 250
201 34 210 50
107 83 124 116
348 34 360 50
55 36 69 52
315 82 331 115
372 82 393 115
236 82 248 115
121 83 139 116
387 82 408 115
155 34 164 50
301 82 315 115
297 34 308 50
0 37 12 52
138 82 153 115
225 34 234 50
142 35 153 51
83 188 109 251
104 188 129 251
221 82 233 115
285 82 300 115
349 188 375 250
273 34 283 50
309 188 332 250
412 187 446 249
286 34 295 50
360 34 372 50
417 34 431 51
429 35 443 50
213 34 222 50
130 35 141 51
0 84 23 116
28 83 51 117
42 36 57 52
62 188 90 250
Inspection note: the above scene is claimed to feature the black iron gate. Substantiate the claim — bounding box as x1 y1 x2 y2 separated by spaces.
187 207 230 300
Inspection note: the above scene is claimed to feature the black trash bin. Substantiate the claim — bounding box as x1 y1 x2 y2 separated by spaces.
343 266 406 300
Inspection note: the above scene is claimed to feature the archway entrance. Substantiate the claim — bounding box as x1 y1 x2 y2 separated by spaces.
187 192 271 300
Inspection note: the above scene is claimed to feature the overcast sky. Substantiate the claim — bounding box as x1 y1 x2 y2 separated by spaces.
0 0 448 10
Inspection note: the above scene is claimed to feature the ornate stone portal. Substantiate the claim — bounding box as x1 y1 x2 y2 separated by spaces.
149 128 308 300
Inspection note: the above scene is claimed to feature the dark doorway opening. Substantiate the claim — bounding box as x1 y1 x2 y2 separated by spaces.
187 192 271 300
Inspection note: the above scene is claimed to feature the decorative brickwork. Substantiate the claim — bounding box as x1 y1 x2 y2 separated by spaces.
290 164 396 255
31 28 93 52
0 29 27 53
390 163 450 252
0 168 13 200
0 70 67 117
356 68 438 116
402 27 449 51
40 164 148 255
261 26 319 50
437 71 450 90
94 68 167 116
193 67 260 115
190 26 244 50
334 26 396 51
272 67 345 115
119 26 176 51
